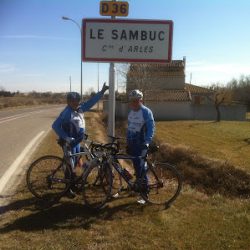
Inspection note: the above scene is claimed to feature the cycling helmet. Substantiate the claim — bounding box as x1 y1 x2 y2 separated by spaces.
67 92 81 102
128 89 143 101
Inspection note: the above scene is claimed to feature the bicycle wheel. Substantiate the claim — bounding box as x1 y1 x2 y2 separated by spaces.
26 155 71 201
141 162 182 207
82 162 112 209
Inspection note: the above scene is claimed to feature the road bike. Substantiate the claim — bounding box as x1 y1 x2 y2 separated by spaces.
82 137 182 209
26 135 109 202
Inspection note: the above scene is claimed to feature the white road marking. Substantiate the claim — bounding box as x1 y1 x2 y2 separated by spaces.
0 110 45 124
0 113 27 121
0 114 30 124
0 131 45 194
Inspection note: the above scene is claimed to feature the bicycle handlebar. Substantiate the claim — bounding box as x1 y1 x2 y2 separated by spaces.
90 141 120 157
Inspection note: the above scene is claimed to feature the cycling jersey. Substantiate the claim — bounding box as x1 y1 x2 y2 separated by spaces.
52 91 103 146
127 104 155 190
127 104 155 145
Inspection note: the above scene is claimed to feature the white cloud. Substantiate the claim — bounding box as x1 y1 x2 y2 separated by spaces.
187 62 250 74
186 61 250 85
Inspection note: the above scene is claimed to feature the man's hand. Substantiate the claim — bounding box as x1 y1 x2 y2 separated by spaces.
141 143 149 157
65 137 75 145
142 143 149 150
101 82 109 93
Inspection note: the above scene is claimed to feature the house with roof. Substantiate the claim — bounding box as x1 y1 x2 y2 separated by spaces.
104 58 246 121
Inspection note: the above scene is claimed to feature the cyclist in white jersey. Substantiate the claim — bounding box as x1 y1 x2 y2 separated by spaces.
126 89 155 204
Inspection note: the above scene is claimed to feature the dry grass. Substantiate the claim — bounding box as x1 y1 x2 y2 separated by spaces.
0 96 65 109
156 143 250 199
156 121 250 171
0 116 250 249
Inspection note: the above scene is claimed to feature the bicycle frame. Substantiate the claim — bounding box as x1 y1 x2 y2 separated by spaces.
62 139 95 171
107 153 148 190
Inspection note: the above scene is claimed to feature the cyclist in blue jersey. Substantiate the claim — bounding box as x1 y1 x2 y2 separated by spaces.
52 83 108 197
126 89 155 204
53 82 108 155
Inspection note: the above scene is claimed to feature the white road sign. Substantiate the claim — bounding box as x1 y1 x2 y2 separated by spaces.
82 19 173 63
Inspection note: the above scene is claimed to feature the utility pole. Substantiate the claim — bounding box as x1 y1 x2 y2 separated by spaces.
190 73 192 84
69 76 72 92
62 16 83 100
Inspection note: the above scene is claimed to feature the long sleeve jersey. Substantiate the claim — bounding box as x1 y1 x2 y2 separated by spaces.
52 91 104 145
127 104 155 145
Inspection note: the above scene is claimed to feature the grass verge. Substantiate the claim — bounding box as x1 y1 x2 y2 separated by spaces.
156 121 250 171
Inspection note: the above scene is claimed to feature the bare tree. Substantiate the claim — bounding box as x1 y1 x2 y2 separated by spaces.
126 63 153 103
84 87 95 97
227 75 250 109
209 84 232 122
116 63 129 94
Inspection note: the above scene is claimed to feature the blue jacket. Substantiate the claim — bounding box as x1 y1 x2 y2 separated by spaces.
52 91 103 145
127 104 155 145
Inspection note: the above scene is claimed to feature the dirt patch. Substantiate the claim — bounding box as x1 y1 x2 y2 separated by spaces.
86 111 108 143
157 143 250 199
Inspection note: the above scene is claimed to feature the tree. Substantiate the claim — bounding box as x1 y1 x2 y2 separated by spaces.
209 84 233 122
227 75 250 110
115 63 129 94
0 86 5 92
84 87 95 97
127 64 149 90
126 63 154 103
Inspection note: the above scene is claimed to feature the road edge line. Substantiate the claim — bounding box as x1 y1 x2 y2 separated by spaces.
0 131 45 194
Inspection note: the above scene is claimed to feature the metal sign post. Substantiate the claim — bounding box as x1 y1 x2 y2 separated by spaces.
108 0 116 137
108 61 115 136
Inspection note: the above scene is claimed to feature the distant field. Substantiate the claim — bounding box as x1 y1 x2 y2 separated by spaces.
0 115 249 250
156 121 250 172
0 96 65 109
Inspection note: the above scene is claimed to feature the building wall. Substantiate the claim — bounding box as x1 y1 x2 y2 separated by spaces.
193 104 247 121
103 101 247 121
146 101 192 120
127 76 185 92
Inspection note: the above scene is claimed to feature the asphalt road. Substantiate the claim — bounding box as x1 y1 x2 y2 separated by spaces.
0 105 64 194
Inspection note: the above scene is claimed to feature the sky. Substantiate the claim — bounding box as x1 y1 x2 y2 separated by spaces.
0 0 250 93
